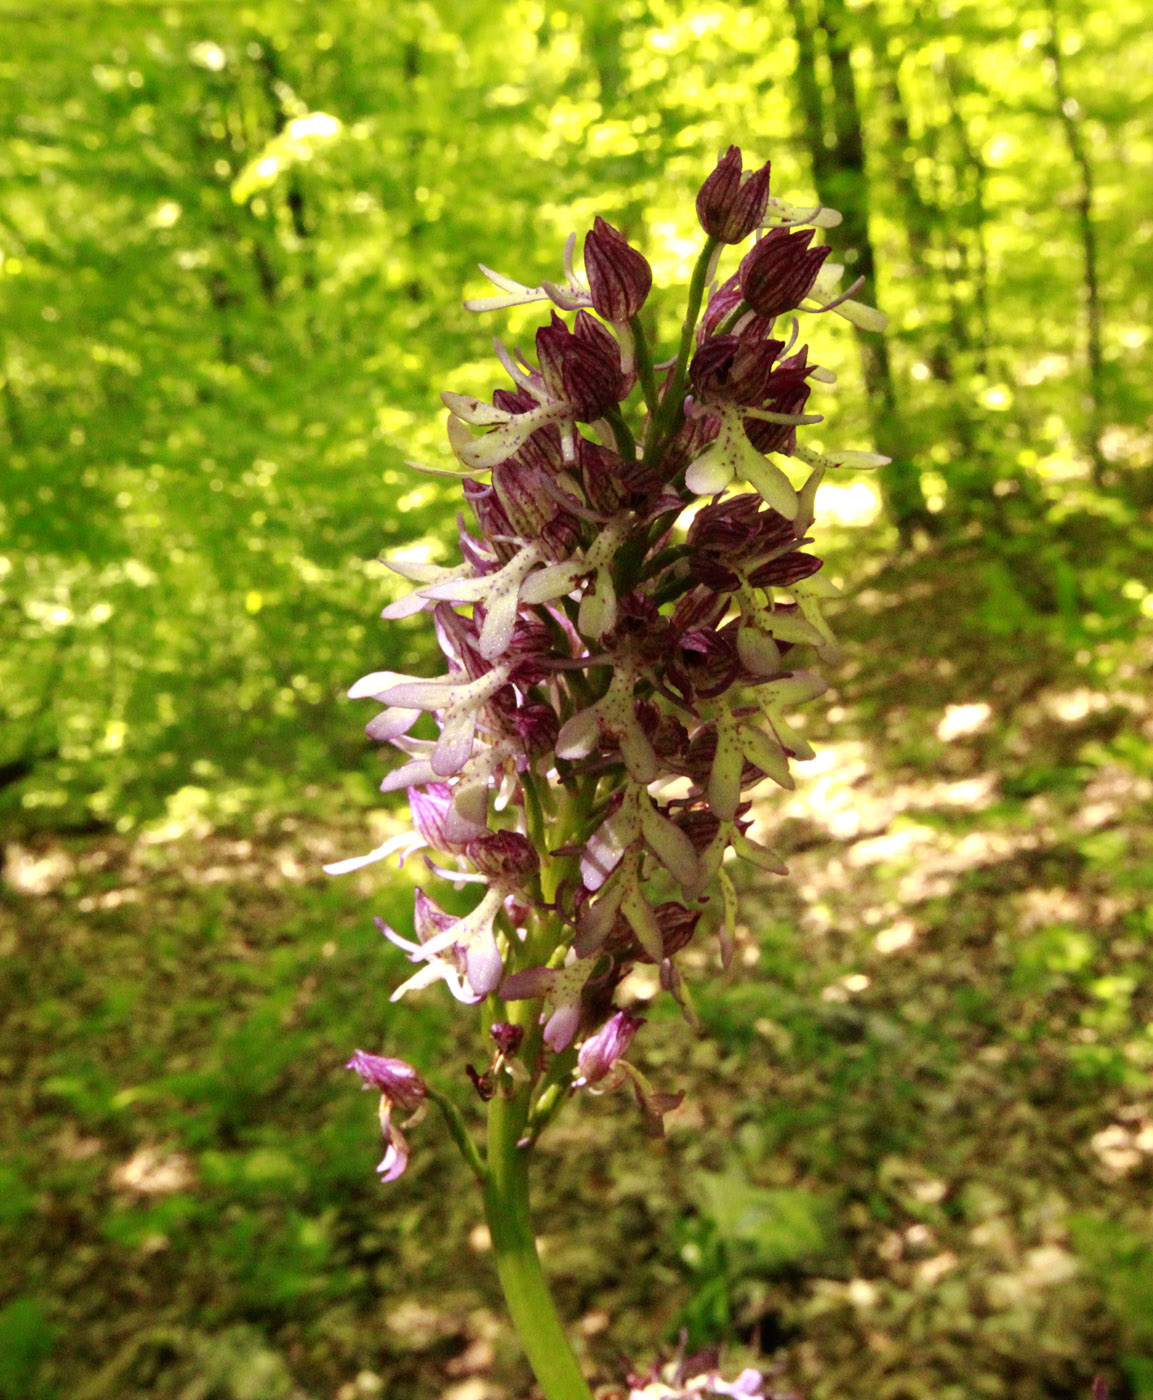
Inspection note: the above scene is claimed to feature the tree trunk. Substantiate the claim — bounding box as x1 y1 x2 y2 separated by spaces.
786 0 933 543
1043 0 1107 485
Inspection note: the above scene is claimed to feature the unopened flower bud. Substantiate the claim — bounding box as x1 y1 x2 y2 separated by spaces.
577 1010 645 1085
511 701 560 756
739 227 830 320
466 829 539 880
690 334 784 407
743 367 812 455
696 146 771 243
346 1050 427 1113
584 216 653 321
536 311 623 421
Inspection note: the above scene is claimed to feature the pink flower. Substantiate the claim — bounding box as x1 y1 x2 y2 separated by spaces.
346 1051 428 1182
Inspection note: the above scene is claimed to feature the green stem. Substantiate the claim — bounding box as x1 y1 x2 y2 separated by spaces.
644 235 719 467
426 1085 485 1183
630 312 659 415
603 403 637 461
484 1090 594 1400
716 298 752 336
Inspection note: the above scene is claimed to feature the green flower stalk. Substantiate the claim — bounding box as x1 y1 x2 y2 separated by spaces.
331 144 887 1400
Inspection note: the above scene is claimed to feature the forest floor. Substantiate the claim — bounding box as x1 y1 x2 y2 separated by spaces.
3 535 1153 1400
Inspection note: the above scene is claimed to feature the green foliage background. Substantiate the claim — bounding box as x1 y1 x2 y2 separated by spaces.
2 2 1152 1398
3 0 1149 835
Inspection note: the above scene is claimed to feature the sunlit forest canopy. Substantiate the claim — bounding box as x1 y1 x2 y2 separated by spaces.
1 0 1149 836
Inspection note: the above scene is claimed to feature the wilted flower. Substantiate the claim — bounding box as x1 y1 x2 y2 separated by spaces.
346 1050 428 1182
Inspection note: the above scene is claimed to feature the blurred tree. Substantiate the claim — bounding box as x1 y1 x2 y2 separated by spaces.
787 0 933 541
1042 0 1106 486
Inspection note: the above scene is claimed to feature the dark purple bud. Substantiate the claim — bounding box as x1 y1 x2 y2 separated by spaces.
492 386 538 415
739 228 830 320
746 553 823 589
584 216 653 321
690 334 784 407
466 829 539 880
492 460 578 557
536 311 623 421
463 477 514 556
577 1010 645 1084
511 701 560 756
633 902 701 964
696 146 771 243
490 1022 525 1056
346 1050 427 1113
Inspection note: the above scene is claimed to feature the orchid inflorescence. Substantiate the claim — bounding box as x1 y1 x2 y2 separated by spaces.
333 145 888 1184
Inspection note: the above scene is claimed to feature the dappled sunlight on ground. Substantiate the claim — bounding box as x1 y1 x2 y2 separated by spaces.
3 545 1152 1400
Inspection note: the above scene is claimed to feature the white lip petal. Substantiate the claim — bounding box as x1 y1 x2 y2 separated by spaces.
440 391 510 426
323 831 421 875
349 670 407 699
365 707 421 743
432 708 478 777
556 705 600 761
685 442 735 496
